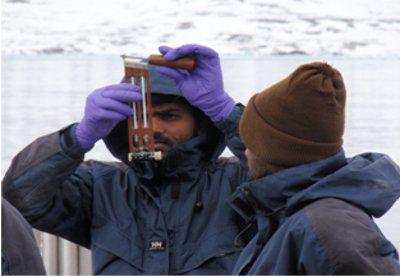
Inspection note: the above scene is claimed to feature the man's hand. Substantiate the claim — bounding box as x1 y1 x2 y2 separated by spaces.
156 44 235 122
75 83 142 149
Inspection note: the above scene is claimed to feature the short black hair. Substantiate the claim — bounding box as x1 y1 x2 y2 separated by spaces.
151 93 189 107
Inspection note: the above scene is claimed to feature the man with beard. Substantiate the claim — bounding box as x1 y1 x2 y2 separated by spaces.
2 44 253 274
230 62 400 275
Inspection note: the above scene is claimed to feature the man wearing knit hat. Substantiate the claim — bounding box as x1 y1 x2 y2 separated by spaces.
230 62 400 275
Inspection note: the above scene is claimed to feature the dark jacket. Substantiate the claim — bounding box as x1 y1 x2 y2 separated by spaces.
2 198 46 275
230 150 400 275
2 105 252 275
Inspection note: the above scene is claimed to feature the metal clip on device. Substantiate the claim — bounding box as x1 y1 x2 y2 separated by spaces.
121 54 196 162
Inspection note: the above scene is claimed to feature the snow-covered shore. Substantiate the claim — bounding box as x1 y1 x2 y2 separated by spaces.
2 0 400 57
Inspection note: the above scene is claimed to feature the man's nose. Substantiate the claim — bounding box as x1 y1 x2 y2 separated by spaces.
152 117 165 133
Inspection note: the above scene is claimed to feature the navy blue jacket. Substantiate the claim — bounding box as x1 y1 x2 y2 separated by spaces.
2 105 252 275
230 150 400 275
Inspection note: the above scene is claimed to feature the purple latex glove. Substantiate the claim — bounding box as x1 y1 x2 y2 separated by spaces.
157 44 235 122
75 83 142 149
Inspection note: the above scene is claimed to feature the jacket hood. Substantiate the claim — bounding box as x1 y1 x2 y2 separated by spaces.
103 64 225 180
236 150 400 218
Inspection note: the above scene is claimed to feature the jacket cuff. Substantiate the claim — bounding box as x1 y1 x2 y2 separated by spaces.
60 123 92 159
214 103 244 135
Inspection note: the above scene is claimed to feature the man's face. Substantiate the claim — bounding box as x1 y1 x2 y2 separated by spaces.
152 102 196 154
245 149 283 179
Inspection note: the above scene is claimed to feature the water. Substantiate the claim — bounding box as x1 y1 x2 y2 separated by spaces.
2 55 400 250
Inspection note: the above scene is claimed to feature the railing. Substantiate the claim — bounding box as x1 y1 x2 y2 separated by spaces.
34 230 92 275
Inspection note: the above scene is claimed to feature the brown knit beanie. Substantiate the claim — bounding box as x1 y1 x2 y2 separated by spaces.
239 62 346 167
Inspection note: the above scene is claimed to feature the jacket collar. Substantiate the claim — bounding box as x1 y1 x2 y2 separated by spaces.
230 149 400 220
229 150 347 220
131 132 218 182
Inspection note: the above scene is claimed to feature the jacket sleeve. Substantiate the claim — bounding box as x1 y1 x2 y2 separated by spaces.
214 104 248 170
2 124 94 248
299 199 400 275
2 198 47 275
